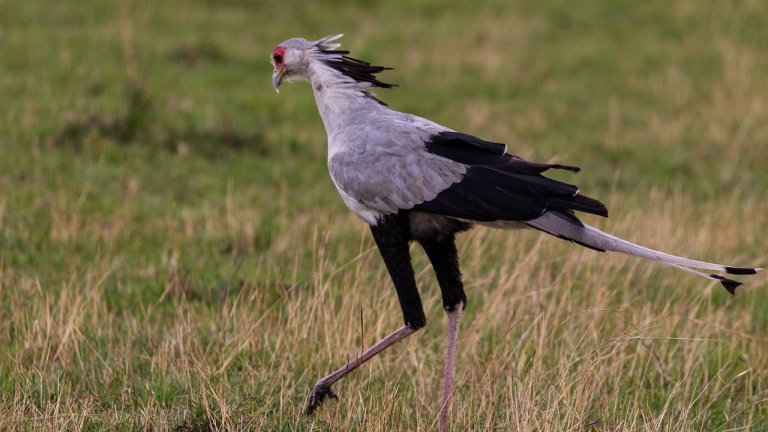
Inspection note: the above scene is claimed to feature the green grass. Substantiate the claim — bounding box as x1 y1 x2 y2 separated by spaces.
1 0 767 430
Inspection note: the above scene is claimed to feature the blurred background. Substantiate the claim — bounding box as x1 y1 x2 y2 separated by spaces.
1 0 767 430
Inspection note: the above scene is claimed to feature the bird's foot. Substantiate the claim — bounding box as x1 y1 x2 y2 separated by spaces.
305 381 338 415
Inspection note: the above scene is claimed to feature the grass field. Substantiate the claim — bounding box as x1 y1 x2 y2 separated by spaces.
1 0 767 430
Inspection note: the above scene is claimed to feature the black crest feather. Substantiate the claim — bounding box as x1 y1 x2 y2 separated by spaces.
320 50 397 89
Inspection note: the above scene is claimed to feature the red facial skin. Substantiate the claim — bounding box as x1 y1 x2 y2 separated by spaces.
272 46 286 67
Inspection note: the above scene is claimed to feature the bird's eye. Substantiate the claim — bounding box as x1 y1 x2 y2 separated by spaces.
273 54 283 64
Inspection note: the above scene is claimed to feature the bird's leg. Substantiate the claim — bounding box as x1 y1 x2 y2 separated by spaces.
440 302 463 432
305 325 416 414
420 234 466 432
306 213 426 415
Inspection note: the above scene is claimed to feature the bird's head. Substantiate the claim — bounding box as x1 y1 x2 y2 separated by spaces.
271 34 344 92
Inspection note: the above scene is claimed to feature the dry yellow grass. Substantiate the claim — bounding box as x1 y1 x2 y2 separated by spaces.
2 188 766 430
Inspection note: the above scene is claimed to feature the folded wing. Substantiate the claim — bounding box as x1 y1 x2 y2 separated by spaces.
413 131 607 225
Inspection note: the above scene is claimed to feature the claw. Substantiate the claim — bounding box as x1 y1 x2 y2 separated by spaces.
305 382 338 415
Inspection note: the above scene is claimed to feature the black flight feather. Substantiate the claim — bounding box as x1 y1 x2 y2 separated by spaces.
415 132 608 223
425 132 581 173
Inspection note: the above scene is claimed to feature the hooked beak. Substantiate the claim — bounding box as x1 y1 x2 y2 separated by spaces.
272 67 285 93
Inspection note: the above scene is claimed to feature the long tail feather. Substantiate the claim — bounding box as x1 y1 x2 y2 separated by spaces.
667 264 743 295
526 212 762 294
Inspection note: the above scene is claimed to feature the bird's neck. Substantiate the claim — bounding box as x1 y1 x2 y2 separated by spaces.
307 61 388 136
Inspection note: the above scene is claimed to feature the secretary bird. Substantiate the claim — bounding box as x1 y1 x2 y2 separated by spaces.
270 34 761 430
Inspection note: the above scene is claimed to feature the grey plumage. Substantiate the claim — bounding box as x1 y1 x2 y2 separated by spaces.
328 118 465 217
